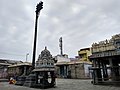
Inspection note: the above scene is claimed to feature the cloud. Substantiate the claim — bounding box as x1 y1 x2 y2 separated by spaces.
0 0 120 61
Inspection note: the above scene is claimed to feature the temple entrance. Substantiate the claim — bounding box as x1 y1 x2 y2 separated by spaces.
90 56 120 85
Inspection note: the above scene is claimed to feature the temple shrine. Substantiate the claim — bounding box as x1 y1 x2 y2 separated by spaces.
90 34 120 85
23 47 56 88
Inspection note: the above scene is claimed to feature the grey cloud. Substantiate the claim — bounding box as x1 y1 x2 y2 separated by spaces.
0 0 34 61
0 0 120 61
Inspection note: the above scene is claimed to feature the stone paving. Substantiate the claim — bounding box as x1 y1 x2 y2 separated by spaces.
0 79 120 90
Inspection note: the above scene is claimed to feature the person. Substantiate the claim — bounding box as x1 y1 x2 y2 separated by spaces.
9 77 16 84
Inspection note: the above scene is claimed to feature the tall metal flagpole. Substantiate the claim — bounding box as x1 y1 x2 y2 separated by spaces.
32 1 43 69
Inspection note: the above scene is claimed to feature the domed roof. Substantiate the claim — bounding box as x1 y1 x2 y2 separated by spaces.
35 46 55 70
38 46 52 60
41 46 50 55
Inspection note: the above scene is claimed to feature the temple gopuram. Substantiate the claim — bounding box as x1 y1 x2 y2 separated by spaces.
90 34 120 85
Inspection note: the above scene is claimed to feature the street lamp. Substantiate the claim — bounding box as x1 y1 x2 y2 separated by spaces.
26 53 29 62
32 1 43 69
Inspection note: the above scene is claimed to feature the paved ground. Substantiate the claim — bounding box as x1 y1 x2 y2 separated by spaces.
0 79 120 90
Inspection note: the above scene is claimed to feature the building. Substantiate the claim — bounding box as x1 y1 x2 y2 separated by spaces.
78 48 92 62
0 62 11 79
0 59 22 79
90 34 120 84
8 62 32 79
56 59 92 79
54 55 70 78
55 48 92 79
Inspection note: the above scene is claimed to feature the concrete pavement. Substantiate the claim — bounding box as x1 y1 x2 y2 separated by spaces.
0 79 119 90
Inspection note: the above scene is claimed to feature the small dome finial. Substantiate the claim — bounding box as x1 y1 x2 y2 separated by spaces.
45 46 47 50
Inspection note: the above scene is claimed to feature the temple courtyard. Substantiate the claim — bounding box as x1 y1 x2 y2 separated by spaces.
0 79 119 90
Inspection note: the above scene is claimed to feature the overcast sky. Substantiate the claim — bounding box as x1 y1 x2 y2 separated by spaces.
0 0 120 62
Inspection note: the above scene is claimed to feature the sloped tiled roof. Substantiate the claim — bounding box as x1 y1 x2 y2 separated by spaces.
0 59 23 66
